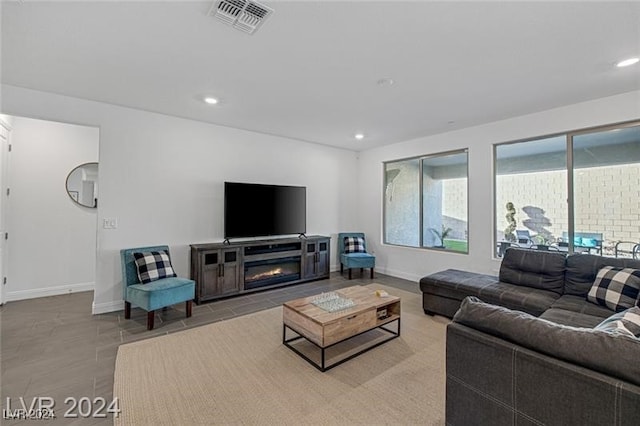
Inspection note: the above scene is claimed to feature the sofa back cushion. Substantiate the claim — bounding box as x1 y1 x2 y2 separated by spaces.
452 296 640 387
499 248 566 295
565 254 640 296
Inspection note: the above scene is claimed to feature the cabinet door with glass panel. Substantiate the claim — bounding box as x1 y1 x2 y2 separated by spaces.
199 248 241 300
303 238 330 279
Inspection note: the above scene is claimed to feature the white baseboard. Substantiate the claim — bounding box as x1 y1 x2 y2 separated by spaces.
92 299 124 315
332 264 421 283
375 267 421 283
5 281 95 302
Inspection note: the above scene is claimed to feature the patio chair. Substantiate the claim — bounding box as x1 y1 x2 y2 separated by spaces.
561 232 603 254
615 241 640 259
516 230 534 245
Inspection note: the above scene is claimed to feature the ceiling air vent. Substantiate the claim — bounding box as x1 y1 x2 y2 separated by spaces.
209 0 273 35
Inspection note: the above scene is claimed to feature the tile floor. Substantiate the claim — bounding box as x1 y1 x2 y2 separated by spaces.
0 272 420 425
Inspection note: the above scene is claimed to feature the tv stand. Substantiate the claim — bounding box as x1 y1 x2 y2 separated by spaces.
190 235 330 304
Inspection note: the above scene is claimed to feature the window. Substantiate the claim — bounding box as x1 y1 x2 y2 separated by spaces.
495 136 567 255
494 121 640 258
384 150 468 253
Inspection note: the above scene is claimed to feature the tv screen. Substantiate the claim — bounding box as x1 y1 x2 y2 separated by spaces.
224 182 306 239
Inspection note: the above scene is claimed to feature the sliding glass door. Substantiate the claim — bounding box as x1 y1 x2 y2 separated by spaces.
494 121 640 258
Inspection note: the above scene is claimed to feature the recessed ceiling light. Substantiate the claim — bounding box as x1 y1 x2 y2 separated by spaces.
377 78 395 86
616 57 639 68
354 133 365 140
203 97 219 105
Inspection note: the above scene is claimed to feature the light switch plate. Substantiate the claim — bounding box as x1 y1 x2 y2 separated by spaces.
103 218 118 229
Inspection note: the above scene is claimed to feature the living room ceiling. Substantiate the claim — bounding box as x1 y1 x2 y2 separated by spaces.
2 1 639 151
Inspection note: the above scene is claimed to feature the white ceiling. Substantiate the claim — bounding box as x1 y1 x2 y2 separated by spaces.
2 1 639 151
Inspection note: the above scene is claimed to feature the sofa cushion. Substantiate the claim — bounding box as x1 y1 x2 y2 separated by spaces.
420 269 499 294
126 276 195 312
549 294 614 319
564 253 640 297
539 308 606 328
595 306 640 338
420 269 559 317
581 238 599 248
499 248 566 295
452 296 640 387
587 266 640 312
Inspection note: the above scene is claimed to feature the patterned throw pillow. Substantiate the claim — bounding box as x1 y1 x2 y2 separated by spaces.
344 236 366 253
594 306 640 338
133 251 177 284
587 266 640 312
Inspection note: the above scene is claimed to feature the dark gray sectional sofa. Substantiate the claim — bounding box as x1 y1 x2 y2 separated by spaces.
419 248 640 425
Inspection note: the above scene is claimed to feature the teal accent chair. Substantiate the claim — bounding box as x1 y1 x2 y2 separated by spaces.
338 232 375 279
120 245 195 330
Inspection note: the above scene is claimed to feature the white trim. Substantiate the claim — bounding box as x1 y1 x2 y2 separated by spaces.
376 267 422 283
0 117 13 131
4 281 94 302
92 299 124 315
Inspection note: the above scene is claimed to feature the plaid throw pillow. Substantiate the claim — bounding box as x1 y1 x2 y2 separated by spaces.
594 306 640 338
133 251 177 284
587 266 640 313
344 236 366 253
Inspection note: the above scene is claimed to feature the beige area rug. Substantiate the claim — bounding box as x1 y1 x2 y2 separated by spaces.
113 285 449 425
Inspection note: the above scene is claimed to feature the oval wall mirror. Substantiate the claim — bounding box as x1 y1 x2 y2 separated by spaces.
66 162 99 208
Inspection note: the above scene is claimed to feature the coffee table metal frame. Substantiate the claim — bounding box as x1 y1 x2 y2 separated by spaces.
283 318 400 372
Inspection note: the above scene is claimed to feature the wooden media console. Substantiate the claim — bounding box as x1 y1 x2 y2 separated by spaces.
190 235 330 304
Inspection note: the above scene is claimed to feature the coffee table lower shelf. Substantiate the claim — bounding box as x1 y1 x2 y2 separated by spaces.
282 318 401 372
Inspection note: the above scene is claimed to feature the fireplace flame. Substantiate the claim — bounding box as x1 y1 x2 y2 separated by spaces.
252 267 283 281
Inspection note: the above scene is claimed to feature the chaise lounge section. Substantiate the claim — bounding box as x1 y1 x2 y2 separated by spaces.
421 248 567 318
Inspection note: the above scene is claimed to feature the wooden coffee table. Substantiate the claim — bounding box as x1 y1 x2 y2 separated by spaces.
282 285 401 371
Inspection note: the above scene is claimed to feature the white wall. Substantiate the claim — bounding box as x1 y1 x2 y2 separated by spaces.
6 116 99 301
3 84 638 312
358 90 640 282
1 84 360 313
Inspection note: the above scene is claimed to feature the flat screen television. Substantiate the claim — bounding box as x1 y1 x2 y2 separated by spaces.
224 182 306 239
